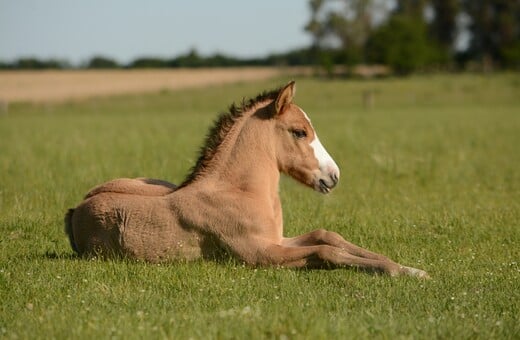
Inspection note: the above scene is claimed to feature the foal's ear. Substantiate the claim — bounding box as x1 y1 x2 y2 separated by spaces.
275 81 296 115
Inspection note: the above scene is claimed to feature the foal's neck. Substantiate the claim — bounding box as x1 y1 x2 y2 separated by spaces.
204 104 280 201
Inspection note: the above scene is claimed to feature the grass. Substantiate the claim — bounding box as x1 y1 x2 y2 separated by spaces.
1 73 519 339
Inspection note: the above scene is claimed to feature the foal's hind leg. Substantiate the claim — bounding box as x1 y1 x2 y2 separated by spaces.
260 243 405 276
282 229 429 278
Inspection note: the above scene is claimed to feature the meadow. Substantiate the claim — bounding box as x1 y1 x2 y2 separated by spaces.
0 73 519 339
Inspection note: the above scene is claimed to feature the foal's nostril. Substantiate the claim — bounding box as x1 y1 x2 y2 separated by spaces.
318 179 331 193
331 172 339 186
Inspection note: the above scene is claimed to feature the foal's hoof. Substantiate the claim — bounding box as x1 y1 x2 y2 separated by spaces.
401 266 431 279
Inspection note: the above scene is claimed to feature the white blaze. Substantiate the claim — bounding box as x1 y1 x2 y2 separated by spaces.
300 109 340 175
310 136 339 173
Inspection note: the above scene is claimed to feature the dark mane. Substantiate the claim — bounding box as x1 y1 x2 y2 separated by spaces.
179 85 282 187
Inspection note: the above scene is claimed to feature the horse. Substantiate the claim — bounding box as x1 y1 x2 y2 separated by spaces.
65 81 429 278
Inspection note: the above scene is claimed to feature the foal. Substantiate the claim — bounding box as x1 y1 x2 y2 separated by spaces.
65 81 429 278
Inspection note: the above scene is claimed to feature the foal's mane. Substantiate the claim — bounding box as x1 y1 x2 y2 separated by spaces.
179 86 282 187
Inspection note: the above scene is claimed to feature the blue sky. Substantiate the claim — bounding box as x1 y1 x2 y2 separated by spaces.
0 0 311 65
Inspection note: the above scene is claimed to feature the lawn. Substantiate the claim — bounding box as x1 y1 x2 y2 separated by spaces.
1 74 519 339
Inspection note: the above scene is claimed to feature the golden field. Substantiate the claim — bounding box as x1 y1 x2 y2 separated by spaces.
0 67 292 103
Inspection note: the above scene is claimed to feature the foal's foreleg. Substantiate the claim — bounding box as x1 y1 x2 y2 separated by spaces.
263 244 404 276
282 229 390 261
281 229 429 278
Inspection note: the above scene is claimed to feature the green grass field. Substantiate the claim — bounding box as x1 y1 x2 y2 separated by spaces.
1 74 519 339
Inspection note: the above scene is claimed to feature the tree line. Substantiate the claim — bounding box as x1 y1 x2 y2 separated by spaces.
1 0 518 74
0 48 316 70
306 0 519 74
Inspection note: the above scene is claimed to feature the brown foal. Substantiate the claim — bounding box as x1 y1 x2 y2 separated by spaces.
65 81 429 278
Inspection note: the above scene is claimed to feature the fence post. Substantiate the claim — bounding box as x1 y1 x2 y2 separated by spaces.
362 90 374 110
0 100 8 115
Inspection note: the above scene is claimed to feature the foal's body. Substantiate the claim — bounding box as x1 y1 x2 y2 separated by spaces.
66 82 429 278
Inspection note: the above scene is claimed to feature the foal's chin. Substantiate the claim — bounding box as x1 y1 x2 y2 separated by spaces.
311 174 338 194
314 182 334 194
307 178 334 194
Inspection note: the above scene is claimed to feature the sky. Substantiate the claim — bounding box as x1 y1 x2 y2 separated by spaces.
0 0 311 65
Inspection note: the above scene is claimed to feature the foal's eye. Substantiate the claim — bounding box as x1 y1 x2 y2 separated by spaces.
291 129 307 139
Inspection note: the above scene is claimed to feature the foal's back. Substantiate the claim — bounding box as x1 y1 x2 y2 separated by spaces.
85 178 177 198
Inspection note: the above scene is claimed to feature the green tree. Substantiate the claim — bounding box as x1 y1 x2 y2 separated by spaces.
430 0 459 50
305 0 326 50
463 0 520 68
305 0 390 74
14 58 67 69
87 56 119 69
393 0 428 16
129 57 168 68
366 15 437 74
170 48 203 68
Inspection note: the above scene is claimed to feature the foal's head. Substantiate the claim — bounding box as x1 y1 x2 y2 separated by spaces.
270 81 340 194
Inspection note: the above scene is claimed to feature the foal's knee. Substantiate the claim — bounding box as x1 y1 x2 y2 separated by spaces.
311 228 329 243
312 229 345 246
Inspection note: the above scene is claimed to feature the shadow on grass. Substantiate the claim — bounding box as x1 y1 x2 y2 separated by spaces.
43 250 79 260
41 248 395 278
41 249 389 278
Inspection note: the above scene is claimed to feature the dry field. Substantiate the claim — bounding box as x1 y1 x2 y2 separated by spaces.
0 67 292 103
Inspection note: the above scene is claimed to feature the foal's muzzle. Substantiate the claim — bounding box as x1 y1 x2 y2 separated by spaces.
315 168 340 194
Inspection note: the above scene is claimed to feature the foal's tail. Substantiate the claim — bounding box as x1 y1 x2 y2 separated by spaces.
64 209 78 253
